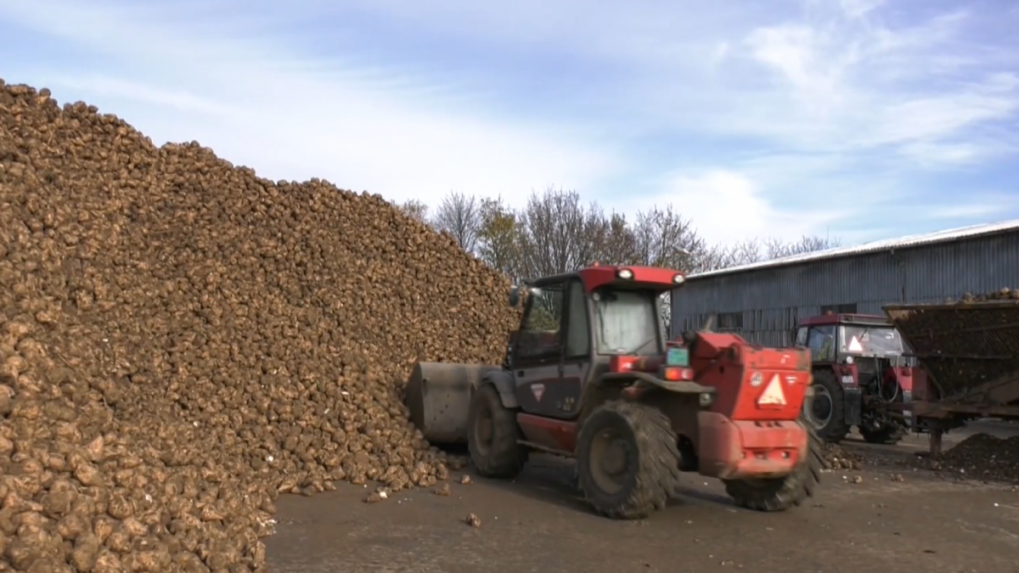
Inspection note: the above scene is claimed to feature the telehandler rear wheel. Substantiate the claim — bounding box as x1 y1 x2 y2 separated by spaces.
467 384 528 478
722 416 824 512
576 400 682 520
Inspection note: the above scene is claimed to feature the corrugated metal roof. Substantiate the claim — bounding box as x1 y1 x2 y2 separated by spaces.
688 217 1019 280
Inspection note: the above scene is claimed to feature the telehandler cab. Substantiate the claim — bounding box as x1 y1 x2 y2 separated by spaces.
406 265 823 519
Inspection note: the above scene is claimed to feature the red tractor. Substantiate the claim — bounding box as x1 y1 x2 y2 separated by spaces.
406 265 823 519
794 313 914 444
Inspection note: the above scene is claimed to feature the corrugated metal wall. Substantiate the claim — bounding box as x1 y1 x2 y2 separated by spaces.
670 231 1019 347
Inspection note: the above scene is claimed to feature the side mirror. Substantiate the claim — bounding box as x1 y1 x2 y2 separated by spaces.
508 286 520 308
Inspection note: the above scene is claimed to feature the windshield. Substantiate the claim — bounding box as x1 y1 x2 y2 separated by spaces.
593 288 660 355
839 325 904 356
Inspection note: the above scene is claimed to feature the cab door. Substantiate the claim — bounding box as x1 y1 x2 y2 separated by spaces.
511 281 568 416
555 278 591 419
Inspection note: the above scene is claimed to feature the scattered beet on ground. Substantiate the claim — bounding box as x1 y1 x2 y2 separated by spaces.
933 433 1019 484
0 79 519 572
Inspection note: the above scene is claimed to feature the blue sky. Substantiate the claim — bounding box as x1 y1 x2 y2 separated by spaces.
2 0 1018 247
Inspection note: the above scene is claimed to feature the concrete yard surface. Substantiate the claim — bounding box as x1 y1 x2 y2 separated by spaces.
266 453 1019 573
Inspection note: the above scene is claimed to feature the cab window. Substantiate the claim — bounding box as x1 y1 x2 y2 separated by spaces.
564 280 590 359
806 325 836 362
515 283 566 362
794 327 808 347
593 287 660 356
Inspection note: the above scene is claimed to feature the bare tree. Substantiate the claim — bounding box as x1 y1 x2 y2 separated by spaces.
620 206 707 328
396 199 430 224
477 196 524 281
433 191 482 254
517 187 607 279
765 235 841 259
688 240 761 272
587 211 638 267
692 234 840 273
630 206 707 270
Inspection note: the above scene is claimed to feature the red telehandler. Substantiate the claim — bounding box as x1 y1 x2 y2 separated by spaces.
405 265 823 519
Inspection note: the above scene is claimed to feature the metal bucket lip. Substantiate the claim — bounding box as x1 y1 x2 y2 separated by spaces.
404 362 503 444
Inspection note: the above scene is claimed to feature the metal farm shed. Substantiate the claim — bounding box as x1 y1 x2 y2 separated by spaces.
669 218 1019 347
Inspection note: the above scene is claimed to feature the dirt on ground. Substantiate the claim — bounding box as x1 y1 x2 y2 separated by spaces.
263 423 1019 573
833 423 1019 486
266 448 1019 573
929 433 1019 484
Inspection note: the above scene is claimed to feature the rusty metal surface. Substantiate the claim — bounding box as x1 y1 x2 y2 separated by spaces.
884 300 1019 406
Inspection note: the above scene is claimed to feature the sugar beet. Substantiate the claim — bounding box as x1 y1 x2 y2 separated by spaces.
0 79 520 571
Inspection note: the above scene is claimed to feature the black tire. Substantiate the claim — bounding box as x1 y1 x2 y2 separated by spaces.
804 370 850 443
859 422 905 445
723 416 824 512
576 400 682 520
467 383 528 478
860 379 906 445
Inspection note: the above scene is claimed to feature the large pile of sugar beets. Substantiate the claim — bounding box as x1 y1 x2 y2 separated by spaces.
0 79 520 572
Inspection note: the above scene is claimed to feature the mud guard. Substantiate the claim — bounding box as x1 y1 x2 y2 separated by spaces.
483 370 519 409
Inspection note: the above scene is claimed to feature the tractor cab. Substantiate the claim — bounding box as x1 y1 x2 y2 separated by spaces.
794 313 909 367
509 266 682 358
504 265 686 419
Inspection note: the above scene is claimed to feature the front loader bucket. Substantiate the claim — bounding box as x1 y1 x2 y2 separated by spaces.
404 362 502 444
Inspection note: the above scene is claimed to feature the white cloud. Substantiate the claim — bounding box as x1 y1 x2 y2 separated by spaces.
1 0 1016 247
0 0 622 210
735 7 1018 155
922 203 1007 220
603 170 844 246
838 0 888 19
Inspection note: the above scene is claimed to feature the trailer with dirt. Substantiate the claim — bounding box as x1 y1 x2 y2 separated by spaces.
405 264 823 519
883 296 1019 454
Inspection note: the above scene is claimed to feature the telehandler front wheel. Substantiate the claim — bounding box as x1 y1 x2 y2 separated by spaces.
467 383 528 478
722 417 824 512
576 400 682 520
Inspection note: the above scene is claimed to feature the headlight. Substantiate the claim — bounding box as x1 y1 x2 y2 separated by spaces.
673 273 685 284
617 268 634 279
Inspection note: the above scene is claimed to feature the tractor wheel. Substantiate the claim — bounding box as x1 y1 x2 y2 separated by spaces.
576 400 681 520
859 423 905 445
467 384 528 478
804 370 850 443
723 416 824 512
